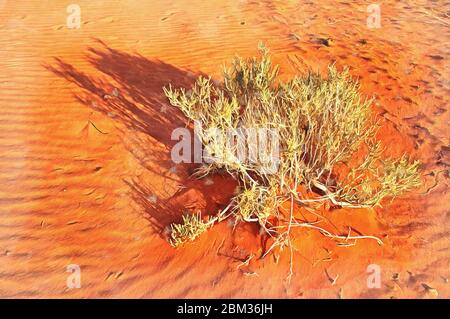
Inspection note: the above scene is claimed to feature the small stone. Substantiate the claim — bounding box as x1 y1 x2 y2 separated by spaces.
315 37 332 47
358 39 367 45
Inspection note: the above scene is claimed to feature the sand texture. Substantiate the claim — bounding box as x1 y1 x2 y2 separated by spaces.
0 0 448 298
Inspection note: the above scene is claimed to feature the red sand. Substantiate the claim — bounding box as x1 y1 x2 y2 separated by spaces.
0 1 448 298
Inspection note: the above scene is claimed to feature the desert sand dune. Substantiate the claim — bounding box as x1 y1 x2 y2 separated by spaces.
0 0 448 298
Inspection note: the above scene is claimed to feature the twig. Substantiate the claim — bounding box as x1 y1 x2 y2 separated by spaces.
89 120 108 134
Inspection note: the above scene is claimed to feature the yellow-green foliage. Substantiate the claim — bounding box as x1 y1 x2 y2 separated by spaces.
169 213 212 247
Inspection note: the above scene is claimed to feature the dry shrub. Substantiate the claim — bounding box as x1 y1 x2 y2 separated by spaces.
164 44 420 262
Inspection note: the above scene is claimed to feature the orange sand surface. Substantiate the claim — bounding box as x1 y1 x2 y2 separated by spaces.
0 0 449 298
